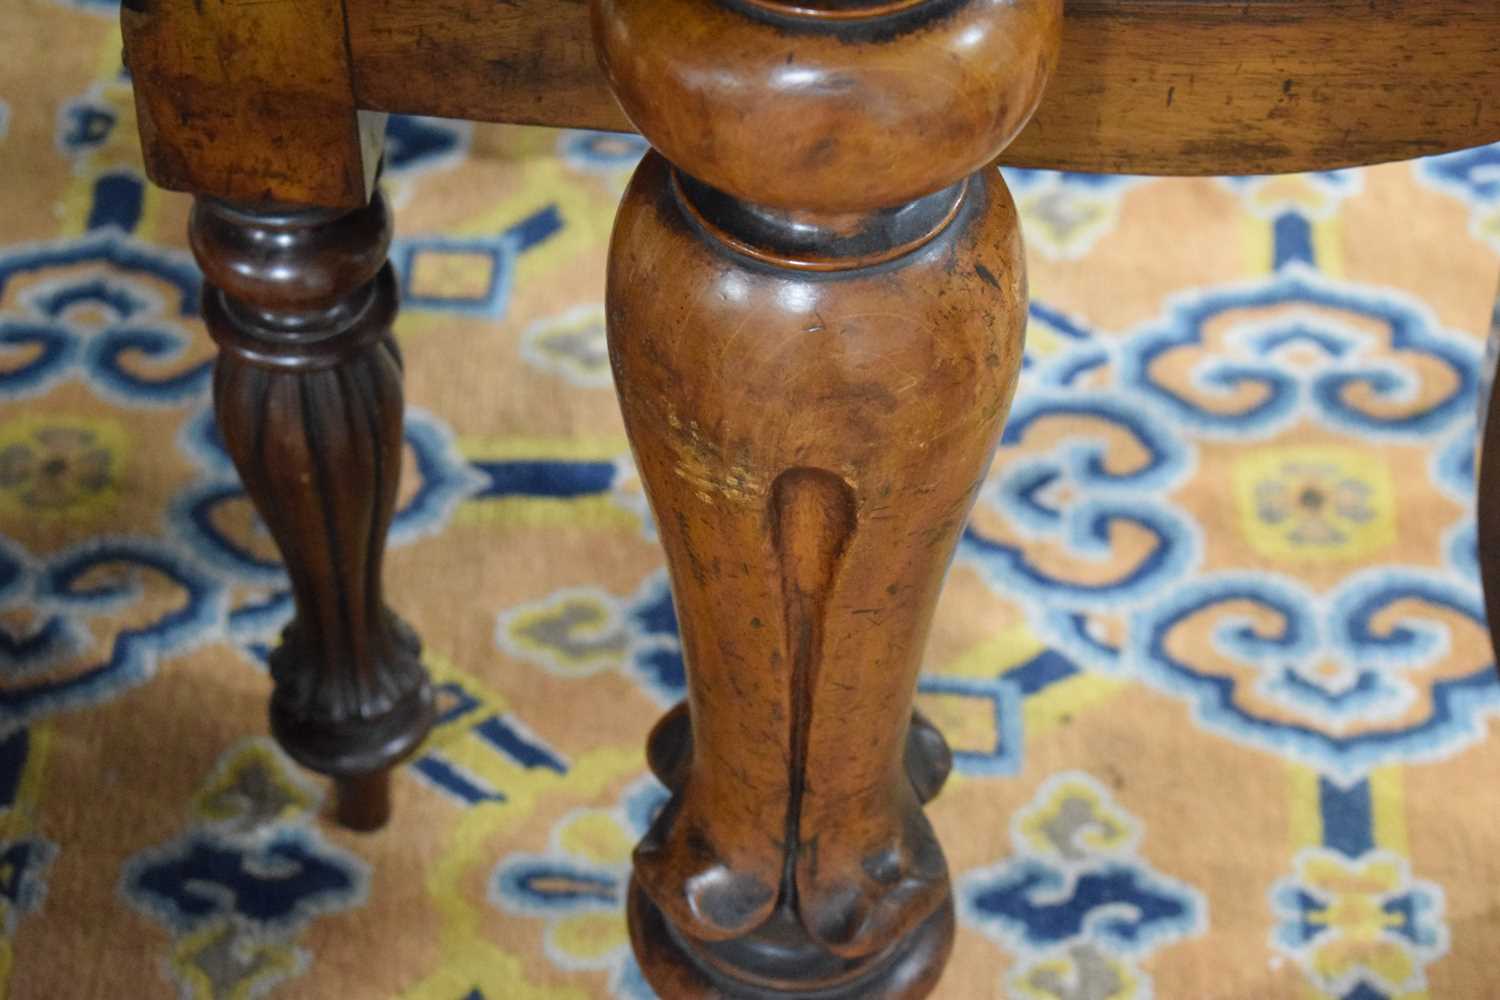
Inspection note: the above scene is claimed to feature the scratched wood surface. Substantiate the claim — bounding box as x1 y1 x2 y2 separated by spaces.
124 0 1500 206
122 0 385 207
347 0 1500 176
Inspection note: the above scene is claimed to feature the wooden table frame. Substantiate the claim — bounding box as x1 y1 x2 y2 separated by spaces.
119 2 1500 995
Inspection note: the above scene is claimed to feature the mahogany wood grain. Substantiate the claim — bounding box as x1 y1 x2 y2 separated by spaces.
591 0 1059 214
126 0 1500 207
191 192 434 831
122 0 384 208
348 0 1500 178
594 1 1056 993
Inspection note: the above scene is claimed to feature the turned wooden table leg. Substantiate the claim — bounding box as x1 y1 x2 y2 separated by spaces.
189 193 434 831
592 1 1060 994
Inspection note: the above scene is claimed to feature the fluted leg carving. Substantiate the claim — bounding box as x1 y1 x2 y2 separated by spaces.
190 193 433 831
592 0 1060 994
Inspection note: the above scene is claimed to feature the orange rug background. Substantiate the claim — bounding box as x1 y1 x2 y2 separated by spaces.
4 2 1500 997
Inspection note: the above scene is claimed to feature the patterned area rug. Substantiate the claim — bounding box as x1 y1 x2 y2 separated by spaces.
5 3 1500 998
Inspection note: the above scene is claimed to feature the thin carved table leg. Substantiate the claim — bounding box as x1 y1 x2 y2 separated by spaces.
591 0 1060 994
1480 289 1500 684
189 192 434 831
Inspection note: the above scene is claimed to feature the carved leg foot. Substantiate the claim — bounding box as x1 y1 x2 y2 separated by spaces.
627 874 956 1000
592 2 1059 993
191 193 434 831
646 704 953 807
